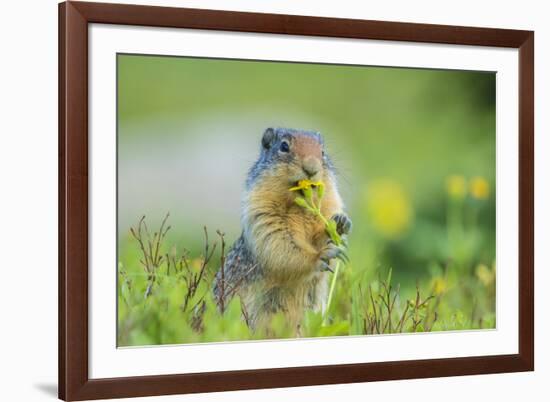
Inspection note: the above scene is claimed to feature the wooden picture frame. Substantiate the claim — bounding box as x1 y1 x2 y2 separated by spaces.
59 1 534 400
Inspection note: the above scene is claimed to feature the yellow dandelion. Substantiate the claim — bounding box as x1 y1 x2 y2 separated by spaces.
432 277 448 295
365 179 413 238
289 179 323 192
446 175 467 199
475 263 495 287
470 177 490 200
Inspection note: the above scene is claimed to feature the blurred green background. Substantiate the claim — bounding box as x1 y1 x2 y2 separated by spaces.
117 54 496 346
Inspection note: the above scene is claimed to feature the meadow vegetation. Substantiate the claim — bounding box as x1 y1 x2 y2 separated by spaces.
117 175 495 345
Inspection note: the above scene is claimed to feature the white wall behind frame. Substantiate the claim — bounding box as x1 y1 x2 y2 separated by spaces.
0 1 546 402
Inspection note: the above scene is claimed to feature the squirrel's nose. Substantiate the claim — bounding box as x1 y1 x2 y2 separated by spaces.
302 157 321 178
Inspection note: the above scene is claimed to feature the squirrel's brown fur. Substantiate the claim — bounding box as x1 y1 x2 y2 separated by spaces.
214 128 350 333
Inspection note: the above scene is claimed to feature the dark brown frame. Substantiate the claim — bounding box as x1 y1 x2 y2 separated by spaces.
59 1 534 400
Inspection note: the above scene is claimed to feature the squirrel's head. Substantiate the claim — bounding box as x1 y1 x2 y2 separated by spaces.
247 127 333 189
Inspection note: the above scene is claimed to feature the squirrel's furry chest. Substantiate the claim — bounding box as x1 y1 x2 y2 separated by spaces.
219 167 344 330
241 180 342 284
285 204 327 247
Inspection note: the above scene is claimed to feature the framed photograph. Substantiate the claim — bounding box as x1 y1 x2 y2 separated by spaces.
59 1 534 400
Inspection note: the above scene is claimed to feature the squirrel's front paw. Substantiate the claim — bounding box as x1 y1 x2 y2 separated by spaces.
318 240 349 272
331 213 352 236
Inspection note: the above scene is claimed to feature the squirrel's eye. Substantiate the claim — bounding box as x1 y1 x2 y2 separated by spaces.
280 141 290 153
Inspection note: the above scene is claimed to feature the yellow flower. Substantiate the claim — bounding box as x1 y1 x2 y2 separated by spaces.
432 277 448 295
365 179 413 238
289 179 323 192
475 263 495 287
470 177 490 200
446 175 467 199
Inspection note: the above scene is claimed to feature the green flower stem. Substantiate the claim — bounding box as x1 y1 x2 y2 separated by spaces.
323 260 341 326
296 188 342 246
292 183 346 326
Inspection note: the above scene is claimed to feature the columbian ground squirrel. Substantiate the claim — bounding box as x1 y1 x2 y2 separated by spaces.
213 127 351 333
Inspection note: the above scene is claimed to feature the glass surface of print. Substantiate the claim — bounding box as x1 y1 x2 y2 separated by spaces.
117 54 496 346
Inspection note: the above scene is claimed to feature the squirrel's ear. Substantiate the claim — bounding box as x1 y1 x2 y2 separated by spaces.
261 128 276 149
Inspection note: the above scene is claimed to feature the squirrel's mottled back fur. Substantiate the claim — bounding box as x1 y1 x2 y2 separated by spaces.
213 127 351 333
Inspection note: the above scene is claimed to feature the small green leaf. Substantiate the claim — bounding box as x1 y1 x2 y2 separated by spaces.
325 220 342 245
302 186 313 202
295 197 315 213
316 182 325 200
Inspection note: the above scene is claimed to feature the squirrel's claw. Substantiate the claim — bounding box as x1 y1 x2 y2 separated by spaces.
318 260 334 273
331 213 352 236
336 250 349 264
320 242 349 266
